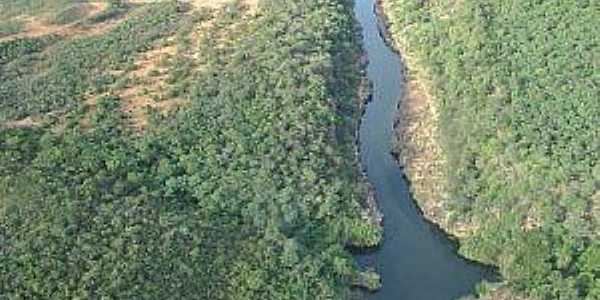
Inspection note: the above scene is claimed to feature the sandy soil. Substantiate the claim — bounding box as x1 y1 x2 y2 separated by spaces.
119 42 187 130
127 0 258 11
2 116 41 129
0 2 122 42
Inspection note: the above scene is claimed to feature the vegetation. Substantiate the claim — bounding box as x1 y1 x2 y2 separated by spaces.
48 3 97 25
0 0 77 18
384 0 599 298
0 20 24 38
354 269 382 292
0 1 183 122
84 2 130 25
0 35 59 65
1 0 377 298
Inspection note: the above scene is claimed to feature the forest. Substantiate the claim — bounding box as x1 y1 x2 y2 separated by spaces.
384 0 599 299
0 0 380 298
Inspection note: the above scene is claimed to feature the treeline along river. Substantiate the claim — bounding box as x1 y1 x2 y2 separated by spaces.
354 0 493 299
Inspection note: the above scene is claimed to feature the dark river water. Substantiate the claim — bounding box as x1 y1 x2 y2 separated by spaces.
354 0 491 299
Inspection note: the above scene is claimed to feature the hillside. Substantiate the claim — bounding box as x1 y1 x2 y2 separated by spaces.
0 0 380 298
383 0 599 298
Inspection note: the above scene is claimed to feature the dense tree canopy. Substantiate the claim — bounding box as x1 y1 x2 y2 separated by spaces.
385 0 599 298
0 0 377 298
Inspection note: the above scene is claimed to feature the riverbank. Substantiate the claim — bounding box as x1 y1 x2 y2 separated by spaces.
374 0 515 298
357 52 384 239
348 18 384 294
0 1 388 298
354 0 491 298
375 0 472 239
378 0 599 299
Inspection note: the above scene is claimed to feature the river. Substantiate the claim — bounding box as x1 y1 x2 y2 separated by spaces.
354 0 491 299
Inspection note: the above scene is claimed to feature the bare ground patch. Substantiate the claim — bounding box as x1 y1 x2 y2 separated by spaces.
128 0 258 11
479 285 532 300
2 109 66 130
77 0 256 131
393 77 469 234
377 0 479 239
0 2 124 42
114 2 257 131
77 41 186 131
119 42 187 130
4 1 255 132
2 116 42 129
